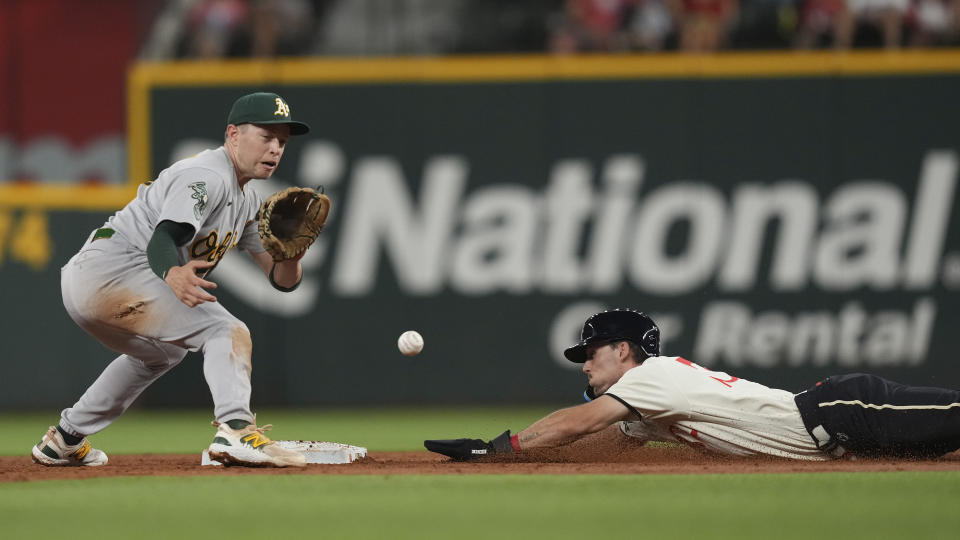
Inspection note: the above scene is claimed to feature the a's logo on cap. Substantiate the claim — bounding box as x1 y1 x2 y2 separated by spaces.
274 97 290 117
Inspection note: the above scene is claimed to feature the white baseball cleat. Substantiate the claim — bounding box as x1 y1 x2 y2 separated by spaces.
31 426 108 467
207 421 306 468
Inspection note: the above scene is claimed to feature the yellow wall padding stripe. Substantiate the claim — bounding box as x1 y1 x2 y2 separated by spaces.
129 50 960 86
0 185 136 211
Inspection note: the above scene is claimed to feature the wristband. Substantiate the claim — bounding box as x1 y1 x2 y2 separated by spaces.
269 263 301 292
510 434 521 452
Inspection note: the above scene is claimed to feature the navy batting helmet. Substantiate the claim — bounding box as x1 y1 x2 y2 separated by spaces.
564 309 660 363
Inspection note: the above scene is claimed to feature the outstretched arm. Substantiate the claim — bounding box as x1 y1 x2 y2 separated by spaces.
424 395 635 460
515 395 634 449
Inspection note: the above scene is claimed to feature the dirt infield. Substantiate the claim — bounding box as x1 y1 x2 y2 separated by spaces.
5 442 960 483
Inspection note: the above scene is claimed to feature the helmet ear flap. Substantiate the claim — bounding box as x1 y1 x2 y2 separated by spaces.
640 326 660 358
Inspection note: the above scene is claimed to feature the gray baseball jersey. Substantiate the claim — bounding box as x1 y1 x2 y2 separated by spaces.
609 356 826 461
108 147 265 270
57 146 264 437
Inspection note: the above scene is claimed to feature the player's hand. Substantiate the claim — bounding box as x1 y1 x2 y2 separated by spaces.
165 260 218 307
424 430 513 460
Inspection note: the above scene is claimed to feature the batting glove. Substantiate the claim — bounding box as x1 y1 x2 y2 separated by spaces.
424 430 516 460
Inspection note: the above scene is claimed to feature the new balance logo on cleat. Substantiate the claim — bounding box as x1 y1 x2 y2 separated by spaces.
206 421 306 468
30 426 108 467
71 440 92 460
241 433 269 448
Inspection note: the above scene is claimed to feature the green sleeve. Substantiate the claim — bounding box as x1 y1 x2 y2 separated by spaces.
147 220 195 280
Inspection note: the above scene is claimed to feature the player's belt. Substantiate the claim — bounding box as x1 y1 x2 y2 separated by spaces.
91 227 115 241
794 390 849 458
809 425 848 458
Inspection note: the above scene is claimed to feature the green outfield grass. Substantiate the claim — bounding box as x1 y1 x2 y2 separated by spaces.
4 472 959 539
3 409 960 540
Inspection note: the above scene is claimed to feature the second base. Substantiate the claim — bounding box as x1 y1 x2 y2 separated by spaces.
201 440 367 466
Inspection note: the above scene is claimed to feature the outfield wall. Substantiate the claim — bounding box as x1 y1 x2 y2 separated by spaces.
2 51 959 408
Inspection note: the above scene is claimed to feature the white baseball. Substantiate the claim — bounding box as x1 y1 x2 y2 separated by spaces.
398 330 424 356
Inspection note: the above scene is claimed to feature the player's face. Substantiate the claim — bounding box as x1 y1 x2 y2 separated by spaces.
582 342 627 394
229 124 291 181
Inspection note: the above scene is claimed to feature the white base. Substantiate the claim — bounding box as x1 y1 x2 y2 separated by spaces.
201 440 367 466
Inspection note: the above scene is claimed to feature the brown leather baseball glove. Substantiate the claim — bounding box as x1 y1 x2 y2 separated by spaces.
258 187 330 261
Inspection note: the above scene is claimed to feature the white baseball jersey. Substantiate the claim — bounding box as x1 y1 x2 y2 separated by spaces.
106 147 265 269
607 356 827 461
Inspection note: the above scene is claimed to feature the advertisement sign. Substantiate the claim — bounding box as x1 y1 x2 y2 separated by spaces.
3 53 958 407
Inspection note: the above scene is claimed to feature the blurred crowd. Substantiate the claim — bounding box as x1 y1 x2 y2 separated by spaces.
168 0 960 58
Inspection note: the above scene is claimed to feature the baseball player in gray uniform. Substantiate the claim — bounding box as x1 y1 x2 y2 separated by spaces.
32 92 312 468
426 309 960 461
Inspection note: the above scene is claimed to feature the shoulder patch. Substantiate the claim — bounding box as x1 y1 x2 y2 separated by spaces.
188 181 208 220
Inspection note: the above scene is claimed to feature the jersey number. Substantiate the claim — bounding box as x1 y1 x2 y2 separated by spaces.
675 357 739 388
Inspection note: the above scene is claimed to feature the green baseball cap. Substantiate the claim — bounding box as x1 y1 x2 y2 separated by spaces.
226 92 310 135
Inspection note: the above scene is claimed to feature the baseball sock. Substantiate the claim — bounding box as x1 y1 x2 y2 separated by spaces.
56 425 83 446
226 419 251 429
